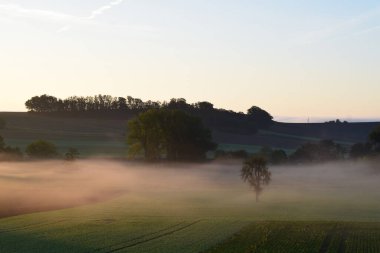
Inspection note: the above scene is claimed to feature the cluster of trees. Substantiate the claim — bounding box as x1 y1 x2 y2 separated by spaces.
238 125 380 167
350 125 380 159
25 94 160 113
0 136 79 161
325 119 349 124
127 109 216 161
25 95 274 133
289 140 345 163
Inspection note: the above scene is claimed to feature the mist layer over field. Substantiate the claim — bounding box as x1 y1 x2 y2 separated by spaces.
1 160 380 221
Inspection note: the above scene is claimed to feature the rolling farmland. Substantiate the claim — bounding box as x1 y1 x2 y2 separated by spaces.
0 112 378 156
1 113 380 252
1 160 380 252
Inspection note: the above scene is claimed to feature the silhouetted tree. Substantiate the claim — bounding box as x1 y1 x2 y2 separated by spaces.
247 106 273 128
194 101 214 111
26 140 58 159
127 109 216 161
25 95 59 112
241 156 271 202
127 110 165 160
65 148 80 161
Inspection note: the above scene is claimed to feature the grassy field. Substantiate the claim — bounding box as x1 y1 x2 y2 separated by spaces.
205 221 380 253
1 160 380 252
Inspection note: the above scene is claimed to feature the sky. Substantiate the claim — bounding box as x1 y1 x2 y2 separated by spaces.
0 0 380 122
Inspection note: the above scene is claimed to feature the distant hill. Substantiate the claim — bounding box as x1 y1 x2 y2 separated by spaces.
215 121 379 153
0 112 378 157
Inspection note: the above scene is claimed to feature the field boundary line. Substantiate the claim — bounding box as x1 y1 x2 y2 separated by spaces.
92 221 188 252
103 220 202 253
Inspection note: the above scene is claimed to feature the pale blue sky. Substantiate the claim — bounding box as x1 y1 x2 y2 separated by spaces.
1 0 380 121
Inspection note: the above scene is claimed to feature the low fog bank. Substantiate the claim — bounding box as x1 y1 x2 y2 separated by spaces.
1 159 380 220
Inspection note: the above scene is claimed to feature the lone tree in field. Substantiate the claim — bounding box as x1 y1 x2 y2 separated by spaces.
65 148 80 161
241 156 271 202
26 140 58 159
127 109 216 161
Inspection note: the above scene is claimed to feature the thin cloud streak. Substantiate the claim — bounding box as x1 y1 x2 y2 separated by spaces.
0 0 125 32
86 0 124 20
0 3 82 23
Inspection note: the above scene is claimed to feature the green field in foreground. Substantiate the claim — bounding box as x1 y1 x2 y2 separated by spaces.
1 160 380 252
2 204 380 253
205 221 380 253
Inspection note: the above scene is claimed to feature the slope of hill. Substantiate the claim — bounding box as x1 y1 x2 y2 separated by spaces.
0 112 378 156
215 121 379 153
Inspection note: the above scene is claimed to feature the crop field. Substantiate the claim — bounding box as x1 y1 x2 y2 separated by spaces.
3 205 380 253
0 114 379 252
205 222 380 253
0 209 247 253
1 160 380 252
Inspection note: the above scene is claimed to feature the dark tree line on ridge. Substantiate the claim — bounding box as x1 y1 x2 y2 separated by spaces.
25 95 274 134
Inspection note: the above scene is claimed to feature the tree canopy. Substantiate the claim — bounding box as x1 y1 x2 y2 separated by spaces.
127 109 217 161
247 106 273 128
26 140 58 159
24 94 274 135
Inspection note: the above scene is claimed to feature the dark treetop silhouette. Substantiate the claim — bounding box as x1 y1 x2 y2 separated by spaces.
25 94 274 134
